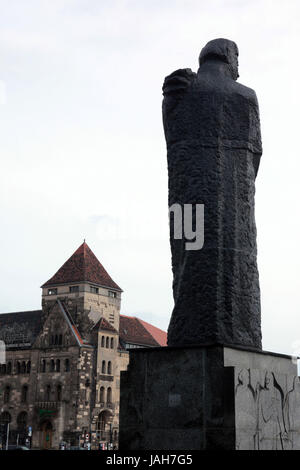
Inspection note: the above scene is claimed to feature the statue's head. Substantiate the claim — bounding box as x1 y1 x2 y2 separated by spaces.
199 38 239 80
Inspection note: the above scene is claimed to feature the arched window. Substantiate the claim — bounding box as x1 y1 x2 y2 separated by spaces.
54 335 58 345
7 362 11 374
50 335 54 345
45 385 51 402
56 359 60 372
58 334 62 346
100 386 105 403
16 362 21 374
106 337 109 348
65 359 70 372
17 412 27 432
56 384 62 402
101 336 105 347
96 413 105 432
50 360 55 372
26 361 31 374
110 338 114 349
21 385 28 403
107 361 112 375
96 411 111 439
21 361 26 374
42 360 46 373
4 386 10 403
107 387 112 404
101 361 106 374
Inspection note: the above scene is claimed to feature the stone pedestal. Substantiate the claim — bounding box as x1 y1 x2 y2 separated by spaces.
119 345 300 450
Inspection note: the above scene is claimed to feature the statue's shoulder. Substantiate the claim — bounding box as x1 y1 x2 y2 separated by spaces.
234 81 259 106
162 68 196 96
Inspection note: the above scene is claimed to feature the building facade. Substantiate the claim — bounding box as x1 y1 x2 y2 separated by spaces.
0 242 166 449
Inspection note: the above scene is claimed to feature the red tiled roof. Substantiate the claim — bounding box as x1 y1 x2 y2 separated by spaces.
119 315 167 347
138 318 167 347
94 317 118 334
41 242 122 291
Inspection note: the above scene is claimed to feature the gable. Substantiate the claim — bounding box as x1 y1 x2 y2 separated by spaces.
33 301 82 349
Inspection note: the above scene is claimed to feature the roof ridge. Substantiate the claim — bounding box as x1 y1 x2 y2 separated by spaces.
83 242 87 281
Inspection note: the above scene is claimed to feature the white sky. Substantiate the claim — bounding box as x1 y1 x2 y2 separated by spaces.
0 0 300 356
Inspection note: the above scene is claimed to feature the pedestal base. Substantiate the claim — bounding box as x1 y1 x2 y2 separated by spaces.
119 345 300 450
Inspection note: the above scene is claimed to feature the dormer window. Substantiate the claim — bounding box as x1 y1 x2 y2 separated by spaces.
90 286 99 294
69 286 79 293
108 291 116 298
48 288 57 295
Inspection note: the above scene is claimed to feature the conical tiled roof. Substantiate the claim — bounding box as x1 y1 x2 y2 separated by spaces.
41 242 122 291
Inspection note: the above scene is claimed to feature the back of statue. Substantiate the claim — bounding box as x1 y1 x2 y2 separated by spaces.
163 39 263 350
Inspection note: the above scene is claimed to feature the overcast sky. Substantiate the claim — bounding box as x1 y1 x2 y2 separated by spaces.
0 0 300 356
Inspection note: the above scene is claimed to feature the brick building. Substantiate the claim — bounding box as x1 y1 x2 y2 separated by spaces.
0 242 166 449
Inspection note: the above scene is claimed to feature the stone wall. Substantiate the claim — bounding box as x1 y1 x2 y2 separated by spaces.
119 345 299 450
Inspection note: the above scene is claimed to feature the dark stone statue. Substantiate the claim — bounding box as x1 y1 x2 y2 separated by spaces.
163 39 262 349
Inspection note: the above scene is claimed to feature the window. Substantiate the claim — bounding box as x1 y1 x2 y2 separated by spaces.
107 361 112 375
26 361 31 374
41 360 46 373
69 286 79 293
101 361 106 374
21 361 26 374
106 337 109 348
101 336 105 347
110 338 114 349
56 384 62 402
50 360 55 372
54 335 58 345
90 286 99 294
109 313 115 323
108 291 116 298
56 359 60 372
58 335 63 346
48 288 57 295
1 364 6 375
4 386 10 403
7 362 11 374
65 359 70 372
99 387 105 403
107 387 112 404
16 362 21 374
45 385 51 401
21 385 28 403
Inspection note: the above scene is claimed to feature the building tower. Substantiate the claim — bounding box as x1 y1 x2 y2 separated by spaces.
40 241 123 448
